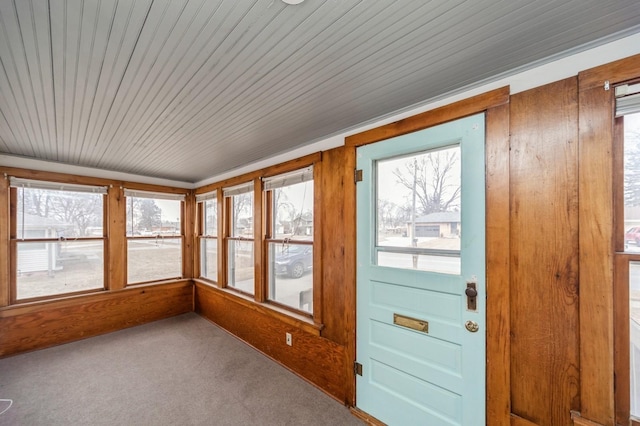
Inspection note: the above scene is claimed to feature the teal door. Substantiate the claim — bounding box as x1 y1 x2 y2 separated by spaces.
356 114 486 426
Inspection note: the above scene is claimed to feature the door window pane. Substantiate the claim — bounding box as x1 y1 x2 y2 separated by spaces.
376 145 461 274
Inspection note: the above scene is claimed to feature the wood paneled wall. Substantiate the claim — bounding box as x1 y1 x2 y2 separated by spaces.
0 281 193 356
509 78 580 425
2 54 638 426
195 145 355 404
195 283 348 402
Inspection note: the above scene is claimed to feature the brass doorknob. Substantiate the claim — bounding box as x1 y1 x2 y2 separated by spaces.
465 320 479 332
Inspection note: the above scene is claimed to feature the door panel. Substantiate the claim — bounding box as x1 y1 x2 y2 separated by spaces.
356 114 485 426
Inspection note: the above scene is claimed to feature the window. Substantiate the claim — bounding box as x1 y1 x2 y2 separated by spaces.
264 167 314 313
125 189 184 284
616 80 640 424
197 191 218 282
375 146 461 275
224 182 254 294
10 178 106 300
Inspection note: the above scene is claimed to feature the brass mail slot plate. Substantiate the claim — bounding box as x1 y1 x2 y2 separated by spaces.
393 313 429 333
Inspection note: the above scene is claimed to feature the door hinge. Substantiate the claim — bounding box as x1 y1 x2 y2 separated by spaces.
354 361 363 376
355 169 363 183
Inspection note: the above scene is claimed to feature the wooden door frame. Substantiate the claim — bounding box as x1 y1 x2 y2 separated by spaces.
344 87 511 424
576 53 640 426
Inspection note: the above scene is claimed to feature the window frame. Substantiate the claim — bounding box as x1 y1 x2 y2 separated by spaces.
9 178 107 303
195 154 323 327
196 190 220 284
263 167 315 316
614 100 640 426
124 189 186 285
223 180 257 296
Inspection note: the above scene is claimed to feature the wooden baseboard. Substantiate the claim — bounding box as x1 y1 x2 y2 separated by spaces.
570 411 605 426
350 407 386 426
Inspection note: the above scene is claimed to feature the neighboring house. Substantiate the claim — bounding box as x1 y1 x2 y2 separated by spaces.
17 213 65 276
410 211 460 238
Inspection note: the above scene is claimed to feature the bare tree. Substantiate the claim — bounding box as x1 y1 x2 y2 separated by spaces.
19 188 102 236
393 149 461 215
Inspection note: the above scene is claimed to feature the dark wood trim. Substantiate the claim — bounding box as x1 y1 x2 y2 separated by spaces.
509 414 539 426
344 145 357 407
312 159 323 327
486 102 511 426
0 167 116 187
350 407 386 426
578 82 615 425
254 177 265 302
195 152 322 195
344 87 510 413
183 193 195 280
0 176 9 307
578 53 640 91
614 255 631 425
571 410 608 426
345 87 509 147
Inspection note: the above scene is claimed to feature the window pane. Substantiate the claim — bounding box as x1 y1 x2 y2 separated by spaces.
630 261 640 417
17 187 103 238
231 192 253 237
203 199 217 236
126 197 181 236
127 238 182 283
268 242 313 313
17 240 103 299
200 238 217 281
228 239 254 294
376 146 461 274
272 180 313 241
377 251 460 275
624 112 640 251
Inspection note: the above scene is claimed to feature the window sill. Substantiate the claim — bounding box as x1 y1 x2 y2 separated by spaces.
1 280 192 317
193 279 323 336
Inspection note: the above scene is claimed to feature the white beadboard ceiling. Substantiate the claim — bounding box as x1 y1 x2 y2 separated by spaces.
0 0 639 182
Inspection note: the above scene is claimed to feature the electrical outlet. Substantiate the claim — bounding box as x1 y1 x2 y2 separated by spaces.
285 332 292 346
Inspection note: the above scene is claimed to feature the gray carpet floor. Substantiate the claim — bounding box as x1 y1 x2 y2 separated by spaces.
0 313 363 426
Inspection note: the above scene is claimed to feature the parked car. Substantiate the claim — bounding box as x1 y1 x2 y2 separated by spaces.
275 245 313 279
626 227 640 244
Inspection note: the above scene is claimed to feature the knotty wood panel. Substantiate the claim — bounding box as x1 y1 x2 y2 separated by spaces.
577 84 615 425
486 103 511 426
343 145 357 407
321 147 349 346
0 282 193 357
107 185 126 290
509 78 580 426
195 283 347 402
